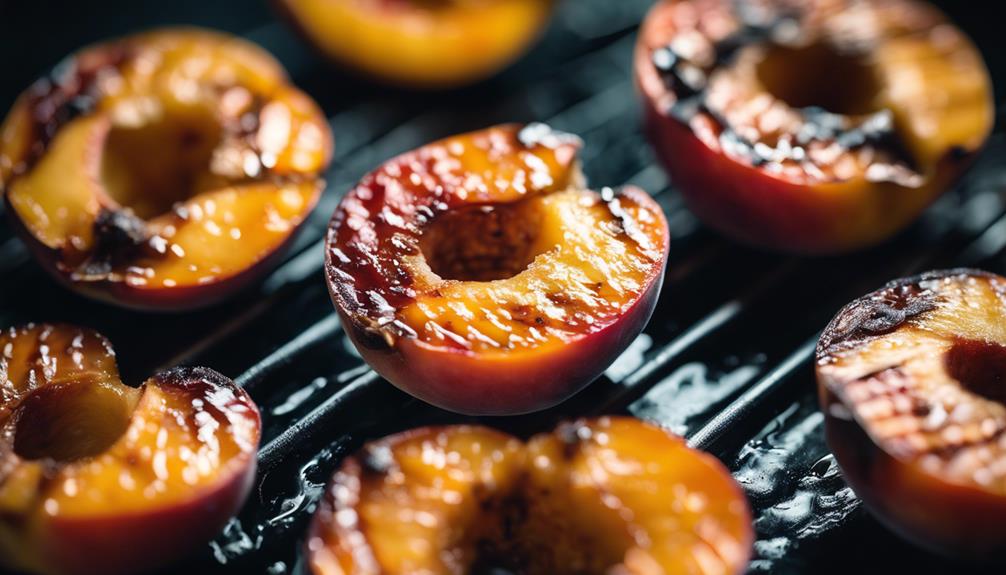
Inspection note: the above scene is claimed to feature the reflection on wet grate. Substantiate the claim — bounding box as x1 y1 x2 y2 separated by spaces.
1 0 1005 573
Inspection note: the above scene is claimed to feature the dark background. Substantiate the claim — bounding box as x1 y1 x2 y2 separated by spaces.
0 1 1005 574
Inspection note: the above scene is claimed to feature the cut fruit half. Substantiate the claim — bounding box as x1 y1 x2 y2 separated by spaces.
325 124 669 414
818 269 1006 558
0 28 333 310
0 323 261 575
635 0 993 253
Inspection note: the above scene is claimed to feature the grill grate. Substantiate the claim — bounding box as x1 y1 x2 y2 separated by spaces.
1 1 1005 573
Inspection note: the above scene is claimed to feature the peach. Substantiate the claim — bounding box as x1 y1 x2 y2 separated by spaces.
274 0 556 87
0 28 333 310
306 416 753 574
635 0 993 253
0 324 261 575
324 124 669 415
818 269 1006 558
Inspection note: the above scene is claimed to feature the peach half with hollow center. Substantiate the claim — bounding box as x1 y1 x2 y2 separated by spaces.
325 124 670 415
635 0 993 253
0 323 261 575
818 269 1006 559
306 417 753 574
0 28 333 310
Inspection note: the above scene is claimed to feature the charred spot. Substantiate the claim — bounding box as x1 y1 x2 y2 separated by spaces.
546 293 570 307
947 145 971 163
946 338 1006 406
800 108 899 153
652 46 707 101
653 2 801 119
600 188 657 254
818 277 938 358
352 324 397 352
95 208 149 248
74 208 150 278
501 496 524 541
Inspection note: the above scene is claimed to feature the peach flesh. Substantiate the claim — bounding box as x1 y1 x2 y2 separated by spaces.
274 0 557 87
306 417 753 574
12 380 137 463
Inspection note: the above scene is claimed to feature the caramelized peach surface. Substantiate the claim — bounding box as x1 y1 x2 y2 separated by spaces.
276 0 556 87
307 417 753 575
0 28 332 310
0 324 261 575
635 0 993 253
818 270 1006 557
325 124 669 414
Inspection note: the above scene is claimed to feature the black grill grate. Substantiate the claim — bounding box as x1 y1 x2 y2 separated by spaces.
1 1 1005 573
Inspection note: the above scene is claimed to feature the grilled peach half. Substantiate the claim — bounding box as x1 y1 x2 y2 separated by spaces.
275 0 556 87
635 0 993 253
0 28 333 310
0 324 260 575
325 124 669 415
818 269 1006 558
306 416 753 574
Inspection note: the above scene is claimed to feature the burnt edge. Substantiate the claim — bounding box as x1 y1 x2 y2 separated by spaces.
816 268 998 361
14 43 131 177
149 365 240 394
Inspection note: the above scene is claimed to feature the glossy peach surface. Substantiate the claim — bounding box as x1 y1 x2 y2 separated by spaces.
276 0 556 87
325 124 669 414
0 324 261 575
635 0 993 253
307 417 753 574
0 28 333 310
818 269 1006 558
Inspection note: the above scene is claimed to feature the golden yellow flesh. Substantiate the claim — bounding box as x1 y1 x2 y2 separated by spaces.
402 188 666 353
0 29 330 292
280 0 553 86
309 418 751 575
